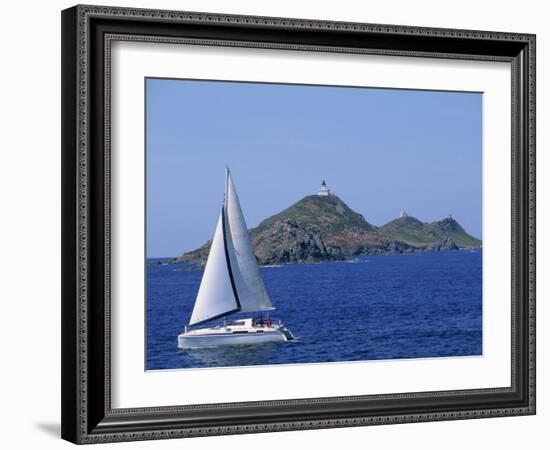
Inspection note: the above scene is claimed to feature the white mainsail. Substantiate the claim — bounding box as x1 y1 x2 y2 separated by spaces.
225 169 274 312
188 209 239 326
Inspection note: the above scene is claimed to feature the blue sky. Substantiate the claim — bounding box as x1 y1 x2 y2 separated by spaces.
146 78 482 258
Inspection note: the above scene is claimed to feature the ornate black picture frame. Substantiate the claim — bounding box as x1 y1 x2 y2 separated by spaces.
61 4 536 444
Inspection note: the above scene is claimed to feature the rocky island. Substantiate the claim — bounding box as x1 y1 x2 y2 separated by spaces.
170 182 481 267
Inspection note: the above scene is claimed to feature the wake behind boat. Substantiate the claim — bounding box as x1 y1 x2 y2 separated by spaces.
178 168 294 349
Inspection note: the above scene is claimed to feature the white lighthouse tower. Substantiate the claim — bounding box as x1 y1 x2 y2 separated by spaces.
317 180 330 196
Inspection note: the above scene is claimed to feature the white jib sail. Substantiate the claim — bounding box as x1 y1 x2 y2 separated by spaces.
188 209 239 326
225 169 274 312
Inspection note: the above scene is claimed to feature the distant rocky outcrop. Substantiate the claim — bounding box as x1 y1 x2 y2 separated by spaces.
380 214 480 250
170 195 481 267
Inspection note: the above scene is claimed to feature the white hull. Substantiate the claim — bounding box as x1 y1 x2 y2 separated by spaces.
178 330 286 348
178 318 294 349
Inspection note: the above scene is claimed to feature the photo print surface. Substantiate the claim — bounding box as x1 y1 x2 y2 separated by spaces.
145 78 483 371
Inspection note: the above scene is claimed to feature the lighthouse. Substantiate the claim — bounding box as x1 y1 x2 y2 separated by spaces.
317 180 330 196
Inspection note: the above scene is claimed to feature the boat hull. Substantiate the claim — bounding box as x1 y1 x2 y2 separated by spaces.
178 330 287 349
178 318 294 349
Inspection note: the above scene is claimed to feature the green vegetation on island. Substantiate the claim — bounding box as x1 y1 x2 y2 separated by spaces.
170 194 481 267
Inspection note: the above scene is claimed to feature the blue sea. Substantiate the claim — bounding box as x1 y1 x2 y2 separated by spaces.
146 250 482 370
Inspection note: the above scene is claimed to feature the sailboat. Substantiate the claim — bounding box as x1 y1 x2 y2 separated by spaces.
177 168 294 349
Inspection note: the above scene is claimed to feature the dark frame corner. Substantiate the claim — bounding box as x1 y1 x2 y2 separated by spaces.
62 4 535 444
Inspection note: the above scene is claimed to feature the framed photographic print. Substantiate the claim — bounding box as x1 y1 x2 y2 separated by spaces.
61 4 536 444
